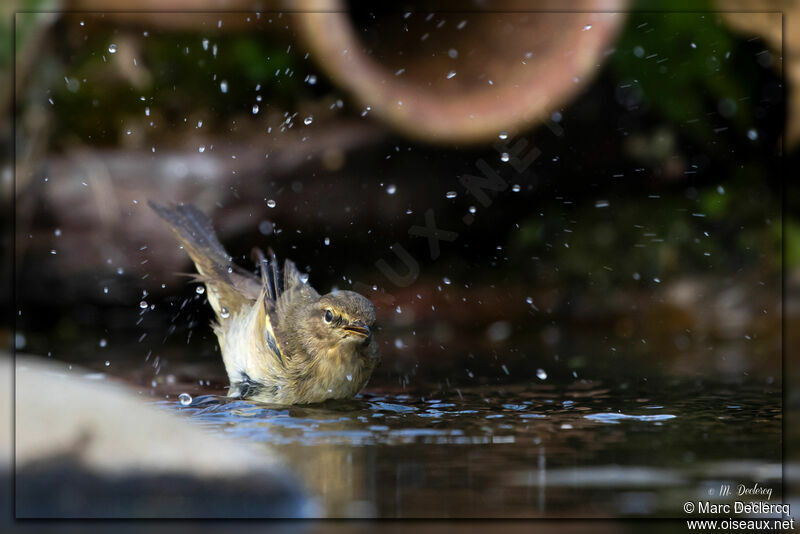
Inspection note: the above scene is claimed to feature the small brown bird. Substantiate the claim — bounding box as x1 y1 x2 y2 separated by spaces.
150 201 380 404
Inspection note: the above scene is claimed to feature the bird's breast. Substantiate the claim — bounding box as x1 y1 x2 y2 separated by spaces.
296 344 376 402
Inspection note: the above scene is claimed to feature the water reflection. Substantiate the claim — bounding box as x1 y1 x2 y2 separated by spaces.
160 381 781 517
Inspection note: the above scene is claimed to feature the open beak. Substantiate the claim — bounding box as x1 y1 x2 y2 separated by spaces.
343 321 370 338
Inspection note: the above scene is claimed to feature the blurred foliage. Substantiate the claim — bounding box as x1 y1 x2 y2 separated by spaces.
506 7 787 290
610 5 774 145
498 4 790 292
510 177 780 295
43 23 327 149
1 1 59 79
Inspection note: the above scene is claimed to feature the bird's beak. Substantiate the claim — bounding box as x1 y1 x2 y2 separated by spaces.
343 321 370 338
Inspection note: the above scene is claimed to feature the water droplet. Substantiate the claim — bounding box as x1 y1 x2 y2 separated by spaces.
582 24 592 31
178 393 193 406
346 374 353 382
104 360 111 367
468 206 477 214
445 191 457 199
220 307 230 318
258 220 274 235
653 277 661 283
54 228 61 237
252 104 259 114
500 153 510 163
446 70 456 79
747 129 758 141
386 184 397 195
49 249 57 255
99 339 107 348
198 145 205 153
108 44 117 54
266 199 277 208
324 237 330 246
220 80 228 93
443 277 452 285
595 200 610 208
304 116 313 125
633 272 641 280
536 368 548 380
202 38 209 51
306 74 317 85
196 286 205 295
690 42 697 49
448 48 458 58
511 184 521 192
498 131 508 140
139 301 148 309
634 46 645 58
64 77 80 93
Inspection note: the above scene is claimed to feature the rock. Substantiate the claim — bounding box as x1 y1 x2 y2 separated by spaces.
5 355 316 518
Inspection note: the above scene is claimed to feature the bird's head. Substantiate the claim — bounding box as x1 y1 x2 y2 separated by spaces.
312 290 376 349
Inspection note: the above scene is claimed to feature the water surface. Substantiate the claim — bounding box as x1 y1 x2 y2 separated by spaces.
160 380 782 517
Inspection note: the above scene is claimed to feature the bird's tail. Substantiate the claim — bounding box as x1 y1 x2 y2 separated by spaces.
149 200 232 279
149 201 257 316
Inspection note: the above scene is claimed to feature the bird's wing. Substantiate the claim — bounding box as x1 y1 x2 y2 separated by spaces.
283 259 308 292
250 247 283 364
254 253 319 365
255 252 312 305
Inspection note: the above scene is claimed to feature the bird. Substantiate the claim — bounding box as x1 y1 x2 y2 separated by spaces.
149 201 380 404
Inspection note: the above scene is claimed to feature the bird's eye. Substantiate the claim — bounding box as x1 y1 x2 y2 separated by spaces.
324 309 333 323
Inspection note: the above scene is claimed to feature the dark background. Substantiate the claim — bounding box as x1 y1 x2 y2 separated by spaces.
3 4 791 400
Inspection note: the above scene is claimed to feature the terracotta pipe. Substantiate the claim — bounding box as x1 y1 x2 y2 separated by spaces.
293 1 627 143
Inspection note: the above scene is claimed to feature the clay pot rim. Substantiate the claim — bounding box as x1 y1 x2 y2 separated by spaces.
294 4 628 144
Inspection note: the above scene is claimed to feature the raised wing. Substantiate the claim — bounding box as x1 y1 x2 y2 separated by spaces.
253 250 319 365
